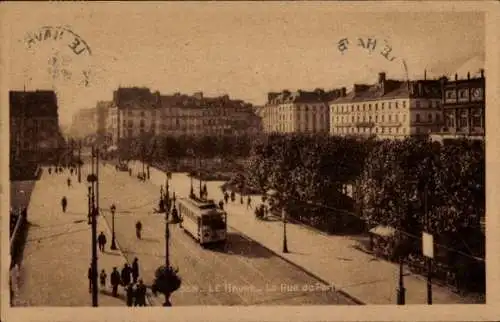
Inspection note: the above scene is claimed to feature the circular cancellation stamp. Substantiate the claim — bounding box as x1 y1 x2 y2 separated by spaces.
23 25 93 88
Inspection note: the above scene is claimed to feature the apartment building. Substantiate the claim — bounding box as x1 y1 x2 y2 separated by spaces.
433 70 485 140
110 87 261 143
261 89 343 134
9 90 65 162
329 73 443 139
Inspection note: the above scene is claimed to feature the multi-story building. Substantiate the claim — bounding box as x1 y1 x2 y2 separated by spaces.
261 89 342 134
110 87 261 143
329 72 443 139
9 90 65 162
433 70 485 140
70 107 98 139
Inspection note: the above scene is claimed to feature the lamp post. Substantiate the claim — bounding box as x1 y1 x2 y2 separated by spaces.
86 152 98 307
282 206 288 253
110 204 117 250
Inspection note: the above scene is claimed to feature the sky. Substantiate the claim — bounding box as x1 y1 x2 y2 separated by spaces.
3 2 485 126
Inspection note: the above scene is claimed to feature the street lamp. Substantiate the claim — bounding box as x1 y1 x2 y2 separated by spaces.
110 204 117 250
282 206 288 253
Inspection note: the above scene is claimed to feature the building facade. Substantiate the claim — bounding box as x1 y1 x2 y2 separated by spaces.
329 73 443 139
434 70 485 140
9 90 65 162
261 89 342 134
70 107 98 139
110 87 261 144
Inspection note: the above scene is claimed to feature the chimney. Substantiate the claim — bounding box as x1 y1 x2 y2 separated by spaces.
418 82 423 96
467 72 470 80
455 73 458 81
378 72 386 83
341 87 347 97
424 69 427 80
480 69 485 78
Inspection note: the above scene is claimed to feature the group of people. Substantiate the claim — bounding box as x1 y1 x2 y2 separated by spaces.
89 258 147 306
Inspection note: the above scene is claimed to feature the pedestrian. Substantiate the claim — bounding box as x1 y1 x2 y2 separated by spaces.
88 264 94 293
110 267 121 297
67 177 71 187
97 232 107 252
129 168 132 176
121 263 132 286
224 192 229 204
70 168 74 175
126 283 135 307
247 196 252 209
131 257 139 284
48 167 52 175
230 191 235 202
61 196 68 212
99 269 107 289
135 279 147 306
135 220 142 239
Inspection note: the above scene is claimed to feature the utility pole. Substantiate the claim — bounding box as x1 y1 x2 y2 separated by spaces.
425 184 433 305
96 147 100 214
88 145 98 306
78 140 82 183
165 205 170 268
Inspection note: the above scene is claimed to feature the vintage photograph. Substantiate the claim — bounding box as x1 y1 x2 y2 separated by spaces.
3 2 490 318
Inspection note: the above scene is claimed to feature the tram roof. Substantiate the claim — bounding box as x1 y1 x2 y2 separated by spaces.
179 196 218 210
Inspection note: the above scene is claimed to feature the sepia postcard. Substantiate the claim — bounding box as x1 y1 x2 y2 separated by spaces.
1 1 499 322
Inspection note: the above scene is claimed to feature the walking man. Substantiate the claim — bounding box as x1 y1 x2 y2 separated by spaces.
135 279 147 306
224 192 229 204
121 263 132 287
247 196 252 209
61 196 68 213
97 231 107 252
88 264 94 293
99 269 107 289
131 257 140 284
126 283 135 307
110 267 121 297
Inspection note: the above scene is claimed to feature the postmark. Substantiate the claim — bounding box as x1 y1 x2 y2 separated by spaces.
336 36 409 81
23 25 93 87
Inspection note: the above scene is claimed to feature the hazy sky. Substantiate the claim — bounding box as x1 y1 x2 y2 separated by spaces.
3 2 485 125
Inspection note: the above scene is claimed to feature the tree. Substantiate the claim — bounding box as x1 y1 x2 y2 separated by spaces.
151 265 182 307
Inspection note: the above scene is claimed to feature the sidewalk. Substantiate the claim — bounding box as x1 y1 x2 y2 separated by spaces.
12 167 130 307
139 161 483 305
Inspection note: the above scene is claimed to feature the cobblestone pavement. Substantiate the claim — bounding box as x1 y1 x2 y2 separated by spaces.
13 166 133 307
132 161 483 305
99 162 356 305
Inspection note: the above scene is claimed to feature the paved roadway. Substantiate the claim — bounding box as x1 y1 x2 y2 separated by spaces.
97 162 356 305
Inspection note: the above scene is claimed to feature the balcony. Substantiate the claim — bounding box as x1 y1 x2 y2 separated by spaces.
355 121 375 128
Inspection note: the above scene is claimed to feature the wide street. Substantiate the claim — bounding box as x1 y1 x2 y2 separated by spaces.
97 161 356 305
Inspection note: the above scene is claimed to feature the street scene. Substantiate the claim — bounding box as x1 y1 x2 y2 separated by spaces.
6 4 486 311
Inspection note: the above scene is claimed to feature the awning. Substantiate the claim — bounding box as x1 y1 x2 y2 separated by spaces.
369 225 396 237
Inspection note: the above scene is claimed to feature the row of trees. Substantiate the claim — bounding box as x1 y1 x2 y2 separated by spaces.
117 134 255 162
245 133 485 291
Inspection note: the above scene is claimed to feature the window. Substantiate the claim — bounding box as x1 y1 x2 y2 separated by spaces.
128 120 133 127
388 102 392 110
436 114 441 123
402 101 406 108
140 111 145 117
428 113 433 122
381 115 385 122
395 114 399 122
388 114 392 122
375 103 378 111
416 113 421 123
368 104 372 111
381 102 385 110
416 101 421 108
395 102 399 108
351 105 354 112
357 105 360 112
375 115 379 122
403 114 406 122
